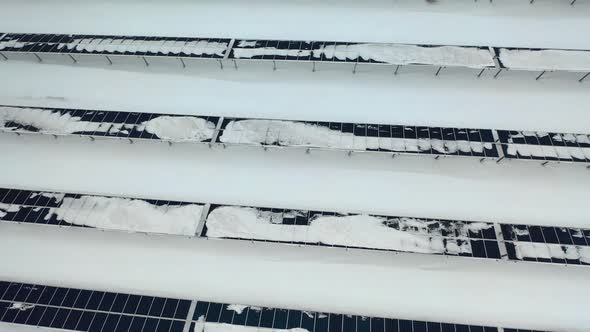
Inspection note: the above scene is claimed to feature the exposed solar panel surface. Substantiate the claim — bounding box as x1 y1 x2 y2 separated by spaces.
0 281 189 332
2 187 588 266
1 281 530 332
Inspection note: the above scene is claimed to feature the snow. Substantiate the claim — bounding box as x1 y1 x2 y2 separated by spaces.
2 61 589 134
59 38 228 56
220 120 493 154
0 323 63 332
233 48 311 59
505 144 590 160
312 44 494 68
2 134 589 228
194 320 308 332
226 304 258 315
0 0 589 50
500 48 590 72
206 206 471 254
44 195 203 236
144 116 216 141
513 242 590 264
6 302 35 311
0 106 216 143
29 192 65 203
1 223 589 332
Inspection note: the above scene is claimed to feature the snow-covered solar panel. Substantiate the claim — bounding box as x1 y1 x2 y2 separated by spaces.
0 281 189 332
217 118 499 158
497 130 590 163
0 33 231 58
499 48 590 72
0 188 205 236
0 106 220 143
231 39 496 68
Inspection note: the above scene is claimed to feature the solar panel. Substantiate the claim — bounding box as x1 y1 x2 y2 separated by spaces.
3 186 587 266
497 130 590 164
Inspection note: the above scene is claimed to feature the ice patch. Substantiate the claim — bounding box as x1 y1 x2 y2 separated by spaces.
143 116 216 141
44 196 203 236
513 242 590 263
313 44 495 68
206 206 471 254
500 48 590 72
219 120 492 154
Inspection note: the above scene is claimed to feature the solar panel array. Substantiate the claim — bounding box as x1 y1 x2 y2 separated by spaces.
0 281 189 332
498 130 590 163
2 187 588 266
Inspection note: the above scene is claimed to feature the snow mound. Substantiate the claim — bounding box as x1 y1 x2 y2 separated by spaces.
45 196 202 236
206 206 471 254
144 116 216 141
500 48 590 72
220 120 492 154
313 44 495 68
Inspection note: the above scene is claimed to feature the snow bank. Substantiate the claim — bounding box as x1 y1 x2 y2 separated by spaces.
500 49 590 72
144 116 216 141
513 242 590 264
220 120 492 154
505 144 590 160
45 196 203 236
312 44 494 68
59 38 228 57
206 206 471 254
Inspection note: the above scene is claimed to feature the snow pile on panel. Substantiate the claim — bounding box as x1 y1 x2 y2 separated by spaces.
233 47 311 59
193 320 308 332
0 203 20 218
513 242 590 263
313 44 495 68
206 206 472 254
505 144 590 160
500 48 590 72
144 116 216 141
44 196 202 236
219 120 492 154
56 38 228 56
0 38 27 50
6 302 35 311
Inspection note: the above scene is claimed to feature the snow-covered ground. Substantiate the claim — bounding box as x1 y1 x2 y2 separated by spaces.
1 223 588 332
1 134 588 228
0 0 589 50
1 61 589 133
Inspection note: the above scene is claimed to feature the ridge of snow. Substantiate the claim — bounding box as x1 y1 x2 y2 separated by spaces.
205 206 472 254
219 120 493 154
44 196 203 236
500 48 590 72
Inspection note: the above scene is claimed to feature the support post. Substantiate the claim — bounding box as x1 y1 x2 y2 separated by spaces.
68 54 77 64
535 71 546 80
0 52 8 61
394 65 401 75
477 68 486 78
142 56 149 67
179 58 186 69
579 72 590 83
494 69 503 79
105 55 113 65
34 53 42 63
435 66 443 76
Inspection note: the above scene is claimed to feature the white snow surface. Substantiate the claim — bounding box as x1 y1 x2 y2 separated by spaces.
6 302 35 311
2 134 589 228
1 223 589 332
59 38 228 56
220 120 492 154
312 44 494 68
500 48 590 72
194 320 308 332
143 116 216 141
505 144 590 160
513 242 590 264
2 61 589 134
45 195 203 236
1 0 589 50
0 323 63 332
206 206 470 254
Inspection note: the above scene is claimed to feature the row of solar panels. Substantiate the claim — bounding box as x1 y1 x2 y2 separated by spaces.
2 105 589 164
1 281 528 332
1 187 588 266
2 32 590 73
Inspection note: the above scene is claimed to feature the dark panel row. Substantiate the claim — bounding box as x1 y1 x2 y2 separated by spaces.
0 281 189 332
190 300 499 332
